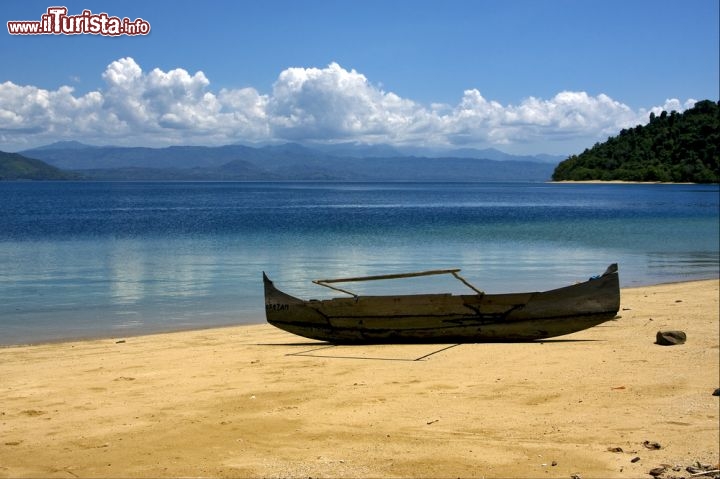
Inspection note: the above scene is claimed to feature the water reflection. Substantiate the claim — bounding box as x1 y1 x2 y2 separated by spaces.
108 241 145 304
104 238 223 307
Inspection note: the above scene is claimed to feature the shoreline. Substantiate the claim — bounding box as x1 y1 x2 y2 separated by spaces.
1 279 718 478
2 276 719 350
550 180 701 184
0 319 266 350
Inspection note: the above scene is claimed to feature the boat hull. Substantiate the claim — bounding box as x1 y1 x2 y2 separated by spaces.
263 264 620 343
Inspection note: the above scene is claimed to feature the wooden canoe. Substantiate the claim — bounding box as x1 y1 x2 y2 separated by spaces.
263 264 620 343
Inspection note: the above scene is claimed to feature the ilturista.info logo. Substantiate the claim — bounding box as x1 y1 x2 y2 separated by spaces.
7 6 150 36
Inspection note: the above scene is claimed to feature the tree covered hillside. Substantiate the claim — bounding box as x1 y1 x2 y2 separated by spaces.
0 151 79 180
552 100 719 183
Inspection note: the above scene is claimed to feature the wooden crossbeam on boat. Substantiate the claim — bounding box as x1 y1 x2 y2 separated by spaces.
312 269 484 297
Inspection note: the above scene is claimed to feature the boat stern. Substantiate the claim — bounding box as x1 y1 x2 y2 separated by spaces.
502 263 620 339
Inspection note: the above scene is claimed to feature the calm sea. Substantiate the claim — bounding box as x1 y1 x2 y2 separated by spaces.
1 181 718 346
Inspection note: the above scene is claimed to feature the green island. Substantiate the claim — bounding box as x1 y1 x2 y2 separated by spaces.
0 151 79 180
552 100 719 183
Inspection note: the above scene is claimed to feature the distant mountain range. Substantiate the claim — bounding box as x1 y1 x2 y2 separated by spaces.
301 142 564 164
4 141 562 181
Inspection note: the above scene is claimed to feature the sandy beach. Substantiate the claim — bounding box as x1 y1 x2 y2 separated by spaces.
550 181 698 185
1 279 718 478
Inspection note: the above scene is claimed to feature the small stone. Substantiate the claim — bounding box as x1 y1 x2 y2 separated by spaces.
643 440 662 450
655 330 686 346
570 474 582 479
712 388 720 396
552 461 558 466
648 466 666 477
631 457 641 463
608 447 624 453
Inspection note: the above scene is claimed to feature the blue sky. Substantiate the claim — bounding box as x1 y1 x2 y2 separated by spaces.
1 0 718 155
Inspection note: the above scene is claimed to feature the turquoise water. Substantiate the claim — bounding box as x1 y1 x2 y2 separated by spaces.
1 182 718 345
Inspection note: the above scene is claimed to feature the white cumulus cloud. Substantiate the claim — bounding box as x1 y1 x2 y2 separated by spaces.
0 82 106 138
268 62 424 142
442 90 643 147
0 57 698 154
98 57 268 144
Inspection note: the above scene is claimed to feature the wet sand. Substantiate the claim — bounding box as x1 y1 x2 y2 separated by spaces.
1 279 718 478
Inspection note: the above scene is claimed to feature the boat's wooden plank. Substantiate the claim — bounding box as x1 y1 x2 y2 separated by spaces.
311 292 538 319
329 315 467 331
309 294 474 318
464 292 535 312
